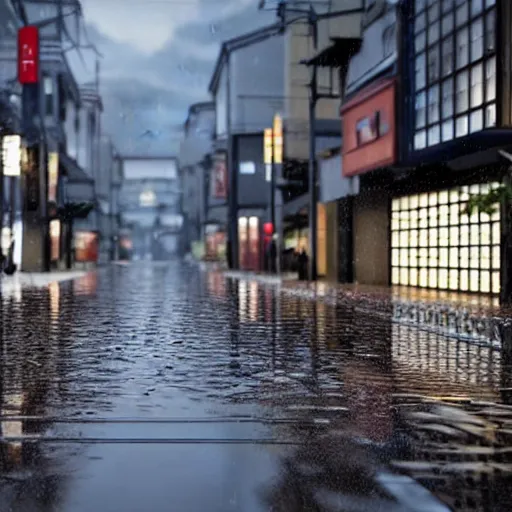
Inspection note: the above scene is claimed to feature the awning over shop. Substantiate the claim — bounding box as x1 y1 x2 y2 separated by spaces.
60 152 93 183
60 152 95 203
303 37 362 69
65 181 95 203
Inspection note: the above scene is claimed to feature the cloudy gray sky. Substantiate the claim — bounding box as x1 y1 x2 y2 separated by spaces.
76 0 275 157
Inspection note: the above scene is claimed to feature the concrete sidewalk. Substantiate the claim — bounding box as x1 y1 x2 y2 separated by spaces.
1 270 90 299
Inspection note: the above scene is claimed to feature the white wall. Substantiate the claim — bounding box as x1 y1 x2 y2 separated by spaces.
123 159 178 180
231 35 285 134
346 8 397 94
215 66 227 138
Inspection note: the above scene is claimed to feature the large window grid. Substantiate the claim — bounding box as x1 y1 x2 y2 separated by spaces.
414 0 496 150
391 183 501 294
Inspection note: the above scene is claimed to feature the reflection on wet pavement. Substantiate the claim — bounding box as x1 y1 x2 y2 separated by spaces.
0 262 510 510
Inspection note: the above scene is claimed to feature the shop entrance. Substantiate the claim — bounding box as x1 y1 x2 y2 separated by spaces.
238 216 260 271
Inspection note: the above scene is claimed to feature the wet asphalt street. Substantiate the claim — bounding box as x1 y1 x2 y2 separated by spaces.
0 262 511 511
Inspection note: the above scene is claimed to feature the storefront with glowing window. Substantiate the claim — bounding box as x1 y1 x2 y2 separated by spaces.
238 215 261 271
394 0 512 297
391 184 501 294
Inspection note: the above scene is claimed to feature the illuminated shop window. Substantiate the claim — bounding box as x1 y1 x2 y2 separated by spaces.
391 183 500 294
413 0 496 149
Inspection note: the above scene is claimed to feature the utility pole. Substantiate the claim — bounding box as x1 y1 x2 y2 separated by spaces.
109 145 115 261
308 63 318 281
270 128 276 237
226 52 238 269
0 135 4 266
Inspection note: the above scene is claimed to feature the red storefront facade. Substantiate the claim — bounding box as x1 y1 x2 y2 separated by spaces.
341 77 397 178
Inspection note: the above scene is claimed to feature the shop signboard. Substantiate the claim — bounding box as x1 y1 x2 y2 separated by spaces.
211 152 227 199
18 26 39 84
341 78 396 177
272 114 283 165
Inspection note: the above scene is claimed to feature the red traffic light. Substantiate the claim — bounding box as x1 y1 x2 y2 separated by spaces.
263 222 274 235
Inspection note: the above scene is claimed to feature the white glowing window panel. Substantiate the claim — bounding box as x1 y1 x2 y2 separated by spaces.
391 183 501 294
2 135 21 176
239 161 255 175
139 190 157 207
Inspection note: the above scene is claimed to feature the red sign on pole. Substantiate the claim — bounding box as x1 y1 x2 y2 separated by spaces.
211 153 228 199
18 26 39 84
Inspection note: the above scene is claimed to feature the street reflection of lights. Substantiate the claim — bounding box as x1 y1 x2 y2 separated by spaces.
391 324 501 391
238 280 247 322
2 393 24 450
316 302 326 341
73 272 98 296
316 282 328 297
207 272 226 298
265 289 272 323
2 276 23 303
249 281 258 322
49 281 60 322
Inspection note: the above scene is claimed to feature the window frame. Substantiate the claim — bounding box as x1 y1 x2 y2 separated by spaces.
412 0 497 150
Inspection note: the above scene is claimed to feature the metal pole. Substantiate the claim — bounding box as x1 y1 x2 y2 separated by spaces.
37 65 50 271
226 52 238 269
109 153 114 261
308 64 318 281
38 129 49 271
270 142 276 235
8 176 15 236
0 136 4 267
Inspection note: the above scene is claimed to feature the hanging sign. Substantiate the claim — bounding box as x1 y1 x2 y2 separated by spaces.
18 26 40 84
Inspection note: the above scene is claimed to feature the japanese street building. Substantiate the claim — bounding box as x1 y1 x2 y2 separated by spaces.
395 0 503 297
179 102 216 259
